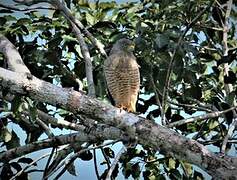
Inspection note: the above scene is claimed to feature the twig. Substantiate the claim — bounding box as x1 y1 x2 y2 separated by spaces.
43 147 56 178
149 73 164 123
35 117 55 179
37 109 87 131
167 106 237 128
100 147 111 169
35 117 54 138
93 148 100 180
55 57 83 90
45 145 75 176
13 0 48 6
161 1 215 125
45 145 85 180
105 146 127 180
169 101 213 112
221 116 237 154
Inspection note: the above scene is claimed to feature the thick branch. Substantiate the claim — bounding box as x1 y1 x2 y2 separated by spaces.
0 68 236 178
0 35 30 73
0 122 121 162
0 2 56 11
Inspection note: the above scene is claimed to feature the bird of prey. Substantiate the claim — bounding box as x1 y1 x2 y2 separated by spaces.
104 38 140 112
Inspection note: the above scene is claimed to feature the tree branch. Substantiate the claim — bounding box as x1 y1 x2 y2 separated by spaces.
0 121 122 162
50 0 107 57
220 0 236 154
167 106 237 128
35 117 54 138
0 68 236 178
222 0 233 94
221 117 237 153
0 2 56 11
106 146 126 180
71 23 95 97
0 35 30 73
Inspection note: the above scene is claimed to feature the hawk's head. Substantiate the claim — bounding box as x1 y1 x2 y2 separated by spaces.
114 38 135 52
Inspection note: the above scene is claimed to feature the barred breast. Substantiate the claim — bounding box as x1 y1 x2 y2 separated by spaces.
104 53 140 112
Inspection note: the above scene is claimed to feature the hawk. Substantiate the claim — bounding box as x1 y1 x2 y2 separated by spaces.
104 38 140 112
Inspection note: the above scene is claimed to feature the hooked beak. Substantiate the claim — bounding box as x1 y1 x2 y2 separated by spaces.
128 43 135 51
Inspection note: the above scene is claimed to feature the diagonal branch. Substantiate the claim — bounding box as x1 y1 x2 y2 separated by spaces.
106 146 126 180
71 23 95 97
50 0 107 57
167 106 237 128
0 68 237 178
0 35 30 73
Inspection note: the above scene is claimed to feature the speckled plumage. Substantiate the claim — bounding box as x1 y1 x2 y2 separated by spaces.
104 39 140 112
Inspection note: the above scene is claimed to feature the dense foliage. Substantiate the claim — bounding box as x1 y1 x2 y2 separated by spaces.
0 0 236 179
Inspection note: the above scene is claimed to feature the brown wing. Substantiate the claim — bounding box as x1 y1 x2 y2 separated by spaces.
104 53 140 112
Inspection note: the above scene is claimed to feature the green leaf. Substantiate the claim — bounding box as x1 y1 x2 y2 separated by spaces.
18 157 36 165
11 96 22 114
122 163 132 178
155 33 169 49
5 130 20 150
0 17 7 26
103 147 115 158
1 127 12 143
62 35 77 42
184 86 202 100
10 162 22 172
99 2 116 11
182 162 193 177
67 162 77 176
169 169 182 179
193 170 204 179
3 15 17 21
86 13 95 25
168 158 176 169
78 151 93 161
131 162 140 179
17 18 32 25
